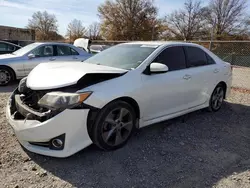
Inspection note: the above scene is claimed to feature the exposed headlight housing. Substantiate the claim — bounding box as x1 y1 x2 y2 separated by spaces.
38 92 92 110
18 77 28 93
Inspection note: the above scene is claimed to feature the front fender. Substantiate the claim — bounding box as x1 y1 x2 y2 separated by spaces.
81 71 147 119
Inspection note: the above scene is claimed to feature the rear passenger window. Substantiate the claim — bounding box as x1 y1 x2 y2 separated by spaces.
184 46 207 67
71 48 79 55
57 45 79 56
57 45 72 56
206 53 216 65
153 46 186 71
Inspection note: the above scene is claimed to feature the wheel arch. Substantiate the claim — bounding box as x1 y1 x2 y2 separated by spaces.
113 96 140 119
87 96 141 140
217 81 227 99
87 96 141 141
0 65 16 80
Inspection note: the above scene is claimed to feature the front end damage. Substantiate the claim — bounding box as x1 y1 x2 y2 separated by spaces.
6 72 124 157
6 88 93 157
10 89 55 122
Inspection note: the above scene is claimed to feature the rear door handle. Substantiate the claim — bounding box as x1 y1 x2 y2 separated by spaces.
73 56 78 60
183 74 191 80
214 69 219 73
50 57 56 61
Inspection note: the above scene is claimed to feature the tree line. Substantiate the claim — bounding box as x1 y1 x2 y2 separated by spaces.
27 0 250 41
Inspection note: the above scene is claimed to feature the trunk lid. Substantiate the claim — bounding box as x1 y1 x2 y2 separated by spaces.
0 53 18 61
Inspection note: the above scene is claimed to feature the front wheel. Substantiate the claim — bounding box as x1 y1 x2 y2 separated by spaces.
92 101 136 150
0 67 13 86
208 84 225 112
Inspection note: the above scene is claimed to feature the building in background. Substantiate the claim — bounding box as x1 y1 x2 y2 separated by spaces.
0 25 35 46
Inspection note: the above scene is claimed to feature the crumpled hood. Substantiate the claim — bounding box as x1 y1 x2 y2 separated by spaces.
26 62 127 90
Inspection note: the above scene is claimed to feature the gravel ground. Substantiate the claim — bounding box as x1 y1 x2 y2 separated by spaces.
232 67 250 90
0 87 250 188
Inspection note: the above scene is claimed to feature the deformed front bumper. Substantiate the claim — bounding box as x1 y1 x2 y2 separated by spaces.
6 91 93 158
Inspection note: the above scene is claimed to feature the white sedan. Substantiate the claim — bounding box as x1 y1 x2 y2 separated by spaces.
6 42 232 157
0 42 91 85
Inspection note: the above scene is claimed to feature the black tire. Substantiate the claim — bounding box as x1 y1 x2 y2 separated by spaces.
0 67 14 86
208 84 225 112
92 100 136 150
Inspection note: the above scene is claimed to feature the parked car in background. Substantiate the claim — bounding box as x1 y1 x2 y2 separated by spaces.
90 45 110 54
0 41 21 55
6 42 232 157
0 42 91 86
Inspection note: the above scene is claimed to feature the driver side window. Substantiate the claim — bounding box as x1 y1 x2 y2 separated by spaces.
153 46 186 71
31 45 53 57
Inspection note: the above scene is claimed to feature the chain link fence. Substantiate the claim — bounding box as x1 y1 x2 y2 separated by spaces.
91 40 250 90
194 41 250 90
195 41 250 68
91 40 250 68
17 39 250 69
10 39 250 90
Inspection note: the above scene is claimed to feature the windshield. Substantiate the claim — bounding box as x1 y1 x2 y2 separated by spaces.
85 44 158 70
12 43 40 56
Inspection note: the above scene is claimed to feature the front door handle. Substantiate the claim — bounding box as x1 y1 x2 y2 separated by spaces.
73 56 78 60
214 69 219 73
183 74 191 80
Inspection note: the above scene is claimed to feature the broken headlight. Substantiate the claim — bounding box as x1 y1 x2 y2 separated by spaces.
38 92 92 110
18 77 28 93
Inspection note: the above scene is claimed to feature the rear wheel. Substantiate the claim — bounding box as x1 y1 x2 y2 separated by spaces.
208 84 225 112
92 101 136 150
0 67 14 86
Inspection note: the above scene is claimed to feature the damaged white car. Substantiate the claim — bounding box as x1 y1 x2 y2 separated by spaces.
6 42 232 157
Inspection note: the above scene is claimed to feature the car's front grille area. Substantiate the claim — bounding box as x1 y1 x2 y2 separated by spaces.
9 90 53 122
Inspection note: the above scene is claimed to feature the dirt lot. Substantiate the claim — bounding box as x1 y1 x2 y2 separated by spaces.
0 86 250 188
232 67 250 90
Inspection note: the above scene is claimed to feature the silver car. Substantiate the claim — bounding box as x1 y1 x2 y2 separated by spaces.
90 45 110 54
0 42 91 86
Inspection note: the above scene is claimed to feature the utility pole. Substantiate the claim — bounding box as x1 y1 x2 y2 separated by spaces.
152 26 155 41
70 31 71 43
209 18 216 50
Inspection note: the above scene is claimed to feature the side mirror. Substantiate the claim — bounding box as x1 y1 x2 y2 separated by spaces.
150 62 169 73
27 53 35 59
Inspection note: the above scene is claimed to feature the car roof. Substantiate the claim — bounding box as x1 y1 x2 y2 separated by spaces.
122 41 201 47
33 42 73 46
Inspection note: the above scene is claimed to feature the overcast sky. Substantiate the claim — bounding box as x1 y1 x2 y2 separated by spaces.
0 0 249 36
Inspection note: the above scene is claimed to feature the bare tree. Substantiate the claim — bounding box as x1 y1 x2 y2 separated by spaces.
66 19 86 41
87 22 102 40
27 11 58 40
98 0 160 40
205 0 247 39
165 0 206 40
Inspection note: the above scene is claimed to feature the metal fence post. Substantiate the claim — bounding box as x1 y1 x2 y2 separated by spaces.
209 41 212 50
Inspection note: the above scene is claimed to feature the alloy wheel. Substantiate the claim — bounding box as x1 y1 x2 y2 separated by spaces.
102 107 133 146
0 69 11 85
211 86 224 110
